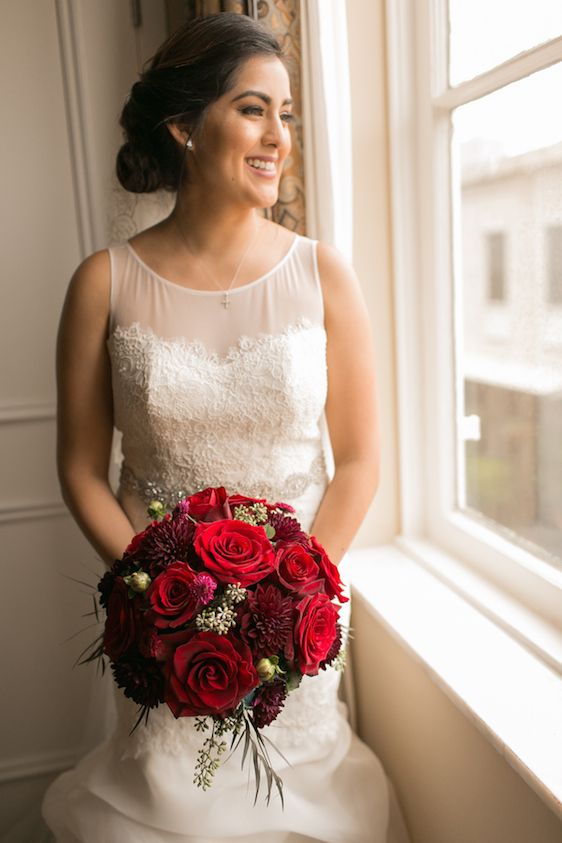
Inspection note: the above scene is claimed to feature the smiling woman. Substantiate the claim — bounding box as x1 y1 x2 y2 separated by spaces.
40 11 410 843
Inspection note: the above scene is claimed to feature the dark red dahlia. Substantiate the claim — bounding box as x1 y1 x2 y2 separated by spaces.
267 511 309 546
239 584 294 656
137 515 195 576
111 649 165 709
319 623 343 671
251 678 288 728
97 569 117 609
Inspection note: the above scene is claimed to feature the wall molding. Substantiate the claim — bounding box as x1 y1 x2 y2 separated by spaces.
54 0 96 255
0 749 76 784
0 501 67 524
0 402 56 424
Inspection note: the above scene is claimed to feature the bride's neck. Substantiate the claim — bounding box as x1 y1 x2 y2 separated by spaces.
169 195 263 257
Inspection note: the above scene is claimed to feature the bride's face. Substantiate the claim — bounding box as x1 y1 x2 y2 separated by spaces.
188 55 294 208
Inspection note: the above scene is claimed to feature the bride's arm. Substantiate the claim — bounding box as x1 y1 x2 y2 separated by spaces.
56 250 137 568
309 242 381 567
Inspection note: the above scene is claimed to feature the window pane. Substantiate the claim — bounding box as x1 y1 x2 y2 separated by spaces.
449 0 562 85
546 225 562 303
486 232 506 301
452 63 562 563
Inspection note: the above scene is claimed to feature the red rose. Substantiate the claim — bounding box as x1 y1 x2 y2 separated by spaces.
187 487 232 522
137 622 169 661
193 520 276 586
228 492 268 509
164 630 258 717
147 561 212 629
309 536 349 603
289 593 340 675
123 523 156 559
103 578 140 661
275 544 323 596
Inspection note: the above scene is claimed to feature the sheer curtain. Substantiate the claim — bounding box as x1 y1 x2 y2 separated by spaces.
301 0 353 262
301 0 358 732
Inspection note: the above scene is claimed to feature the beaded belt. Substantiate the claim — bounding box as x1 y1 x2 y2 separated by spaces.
119 454 328 512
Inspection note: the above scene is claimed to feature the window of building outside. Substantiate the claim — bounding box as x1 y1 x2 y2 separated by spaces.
388 0 562 652
486 232 506 302
547 225 562 304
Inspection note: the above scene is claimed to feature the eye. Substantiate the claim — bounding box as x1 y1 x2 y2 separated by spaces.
240 105 264 116
239 105 295 124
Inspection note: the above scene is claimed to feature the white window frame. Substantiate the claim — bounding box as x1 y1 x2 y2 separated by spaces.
385 0 562 672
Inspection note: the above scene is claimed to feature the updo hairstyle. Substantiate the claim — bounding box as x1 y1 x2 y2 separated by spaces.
116 13 283 194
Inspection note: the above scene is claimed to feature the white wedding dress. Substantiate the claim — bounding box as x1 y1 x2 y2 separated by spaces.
41 233 411 843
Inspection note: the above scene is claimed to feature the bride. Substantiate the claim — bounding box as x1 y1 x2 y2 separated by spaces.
42 12 410 842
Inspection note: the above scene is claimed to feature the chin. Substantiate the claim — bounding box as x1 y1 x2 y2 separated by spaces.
253 190 279 209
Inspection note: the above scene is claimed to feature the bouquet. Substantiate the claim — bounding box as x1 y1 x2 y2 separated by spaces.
78 486 349 806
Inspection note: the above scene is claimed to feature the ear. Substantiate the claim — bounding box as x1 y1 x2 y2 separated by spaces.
166 122 191 148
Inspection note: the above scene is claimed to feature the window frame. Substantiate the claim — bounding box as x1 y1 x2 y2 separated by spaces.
385 0 562 671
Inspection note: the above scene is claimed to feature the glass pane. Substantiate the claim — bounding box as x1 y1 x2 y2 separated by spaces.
452 62 562 563
449 0 562 85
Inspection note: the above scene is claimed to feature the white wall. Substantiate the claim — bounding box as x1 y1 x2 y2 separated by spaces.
0 1 167 836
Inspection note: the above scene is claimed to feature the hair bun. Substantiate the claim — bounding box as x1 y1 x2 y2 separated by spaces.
115 139 162 194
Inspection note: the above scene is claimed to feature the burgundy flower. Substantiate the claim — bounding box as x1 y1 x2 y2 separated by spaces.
251 678 288 728
319 622 343 671
193 520 276 587
172 499 191 519
239 584 295 657
267 511 308 546
97 569 117 610
186 487 232 522
123 524 153 560
137 623 169 662
275 544 323 596
288 593 340 675
147 561 215 629
189 572 217 605
111 649 165 709
103 578 140 662
228 492 268 510
309 536 349 604
164 630 259 717
136 515 195 575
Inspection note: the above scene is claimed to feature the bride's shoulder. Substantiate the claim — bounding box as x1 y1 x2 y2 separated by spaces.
62 249 112 333
314 241 362 317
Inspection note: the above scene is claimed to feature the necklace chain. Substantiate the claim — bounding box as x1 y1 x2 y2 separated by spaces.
173 216 262 309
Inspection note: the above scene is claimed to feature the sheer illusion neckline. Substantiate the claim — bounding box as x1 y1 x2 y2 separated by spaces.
126 233 300 296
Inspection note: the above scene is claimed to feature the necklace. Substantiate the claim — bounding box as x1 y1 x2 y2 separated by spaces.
173 216 262 309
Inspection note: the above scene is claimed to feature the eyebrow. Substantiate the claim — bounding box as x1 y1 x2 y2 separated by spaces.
231 90 293 106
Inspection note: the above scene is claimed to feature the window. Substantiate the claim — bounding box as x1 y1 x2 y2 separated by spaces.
386 0 562 660
546 225 562 304
486 232 506 302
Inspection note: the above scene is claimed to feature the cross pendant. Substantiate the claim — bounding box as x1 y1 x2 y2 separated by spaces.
222 293 230 309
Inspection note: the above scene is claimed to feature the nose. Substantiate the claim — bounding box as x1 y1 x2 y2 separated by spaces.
263 113 287 149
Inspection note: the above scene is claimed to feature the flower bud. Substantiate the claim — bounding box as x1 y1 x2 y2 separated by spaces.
124 570 151 593
147 500 165 519
255 658 277 682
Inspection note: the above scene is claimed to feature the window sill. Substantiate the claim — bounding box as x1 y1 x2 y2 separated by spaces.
345 542 562 822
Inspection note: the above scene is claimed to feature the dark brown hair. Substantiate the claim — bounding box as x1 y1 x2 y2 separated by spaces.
116 13 284 194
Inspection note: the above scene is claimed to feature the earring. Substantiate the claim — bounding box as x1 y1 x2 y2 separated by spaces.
185 137 193 151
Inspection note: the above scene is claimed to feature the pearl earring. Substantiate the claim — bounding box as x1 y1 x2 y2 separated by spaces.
185 137 193 151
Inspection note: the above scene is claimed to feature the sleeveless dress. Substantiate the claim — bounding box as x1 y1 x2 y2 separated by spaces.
41 233 411 843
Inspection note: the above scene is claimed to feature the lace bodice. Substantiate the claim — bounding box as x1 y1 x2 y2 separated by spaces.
106 233 334 533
